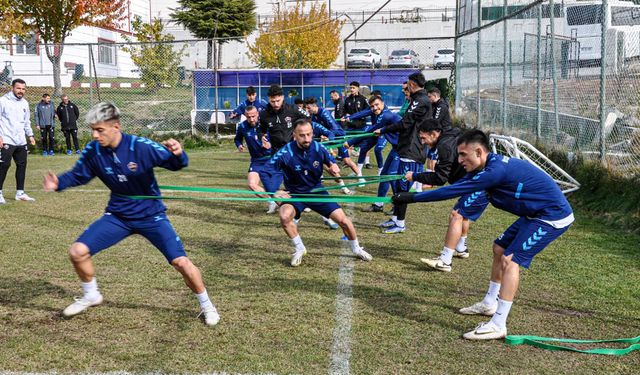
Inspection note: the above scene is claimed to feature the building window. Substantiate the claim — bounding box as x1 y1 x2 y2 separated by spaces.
97 39 116 65
15 34 37 55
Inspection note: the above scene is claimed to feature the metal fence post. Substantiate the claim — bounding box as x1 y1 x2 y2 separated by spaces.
550 0 560 143
502 0 507 131
476 0 481 127
599 0 608 163
536 5 542 141
87 44 93 106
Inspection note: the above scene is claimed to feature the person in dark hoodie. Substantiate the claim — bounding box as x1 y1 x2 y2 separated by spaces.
35 93 56 156
329 90 345 122
56 94 81 155
404 119 489 273
343 81 368 130
374 72 432 234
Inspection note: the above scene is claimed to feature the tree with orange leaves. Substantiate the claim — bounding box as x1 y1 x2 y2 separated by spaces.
9 1 127 96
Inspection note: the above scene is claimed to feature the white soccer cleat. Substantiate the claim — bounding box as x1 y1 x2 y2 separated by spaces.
353 247 373 261
357 178 366 187
459 301 498 316
62 294 103 317
303 207 312 213
0 192 5 205
341 187 355 195
462 321 507 340
453 249 470 258
378 219 396 228
420 257 452 272
266 201 278 214
15 193 35 202
323 218 339 230
291 248 307 267
199 306 220 326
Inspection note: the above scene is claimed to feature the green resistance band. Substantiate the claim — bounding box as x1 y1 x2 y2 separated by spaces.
505 335 640 356
157 185 339 197
127 194 390 204
321 132 376 145
312 175 403 192
320 174 403 181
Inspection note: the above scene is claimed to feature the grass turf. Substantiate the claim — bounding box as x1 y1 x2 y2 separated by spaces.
0 143 638 374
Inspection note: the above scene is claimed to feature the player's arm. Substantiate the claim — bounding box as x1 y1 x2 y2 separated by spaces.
50 151 97 191
346 107 372 122
321 110 340 130
314 122 335 140
234 125 245 151
411 147 453 186
145 138 189 170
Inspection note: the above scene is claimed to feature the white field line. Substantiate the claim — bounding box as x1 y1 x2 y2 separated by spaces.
329 201 356 375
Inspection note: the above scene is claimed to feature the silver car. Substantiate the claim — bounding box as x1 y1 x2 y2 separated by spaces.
433 49 455 69
388 49 421 68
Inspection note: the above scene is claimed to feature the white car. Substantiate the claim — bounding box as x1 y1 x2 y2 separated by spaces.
433 49 455 69
347 48 382 69
388 49 421 68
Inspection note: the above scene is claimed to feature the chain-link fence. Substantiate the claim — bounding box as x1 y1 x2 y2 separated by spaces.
455 0 640 175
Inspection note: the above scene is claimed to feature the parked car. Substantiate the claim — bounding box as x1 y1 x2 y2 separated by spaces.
346 48 382 69
388 49 421 68
433 49 455 69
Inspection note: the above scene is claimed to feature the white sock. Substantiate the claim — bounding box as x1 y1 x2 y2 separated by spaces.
364 156 370 164
16 190 24 196
374 202 383 208
490 299 513 329
338 180 346 187
413 182 423 192
377 168 383 175
322 216 330 223
391 215 398 224
291 235 305 252
357 164 364 175
348 239 360 252
456 236 468 252
482 281 501 307
396 219 405 227
82 278 100 300
196 289 214 310
440 247 454 264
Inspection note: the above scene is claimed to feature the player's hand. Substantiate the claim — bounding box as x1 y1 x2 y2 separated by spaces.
43 171 59 192
229 112 237 119
340 117 348 122
343 141 349 148
237 145 245 152
0 136 3 148
320 135 328 142
261 135 271 149
29 136 36 146
36 126 40 131
404 171 414 182
328 163 341 176
274 190 291 199
373 129 382 137
391 192 416 204
162 138 183 156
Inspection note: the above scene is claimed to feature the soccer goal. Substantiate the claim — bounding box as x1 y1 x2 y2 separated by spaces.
489 134 581 194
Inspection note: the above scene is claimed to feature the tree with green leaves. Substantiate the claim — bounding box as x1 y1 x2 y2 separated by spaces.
122 17 187 91
171 0 257 69
247 1 342 69
8 1 127 96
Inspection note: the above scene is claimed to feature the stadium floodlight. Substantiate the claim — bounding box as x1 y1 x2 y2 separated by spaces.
489 134 581 194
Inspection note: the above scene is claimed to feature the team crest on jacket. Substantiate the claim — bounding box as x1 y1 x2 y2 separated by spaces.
127 162 138 172
285 116 292 128
313 161 320 168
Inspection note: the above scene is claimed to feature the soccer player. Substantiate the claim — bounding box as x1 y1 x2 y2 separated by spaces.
271 118 373 267
404 120 489 272
392 129 574 340
344 96 401 213
229 86 267 119
234 106 282 214
374 72 432 234
43 102 220 326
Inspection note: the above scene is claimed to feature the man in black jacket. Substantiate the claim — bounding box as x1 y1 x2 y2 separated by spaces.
329 90 345 123
403 121 489 272
343 81 368 129
56 95 81 155
374 72 432 234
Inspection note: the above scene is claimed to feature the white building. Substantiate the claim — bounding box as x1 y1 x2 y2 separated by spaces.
0 0 151 87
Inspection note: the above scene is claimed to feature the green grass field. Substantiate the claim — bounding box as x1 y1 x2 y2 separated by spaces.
0 143 638 374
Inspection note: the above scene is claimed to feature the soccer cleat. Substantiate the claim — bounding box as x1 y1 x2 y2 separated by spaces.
420 257 452 272
66 149 73 155
384 208 394 216
42 151 48 156
364 163 372 169
459 302 498 316
357 178 366 187
198 306 220 326
0 192 5 205
15 193 35 202
453 250 470 258
323 218 339 230
62 294 103 317
353 247 373 261
341 187 355 195
362 204 383 213
382 224 406 234
76 149 81 155
303 207 312 213
266 201 278 214
48 150 54 156
291 248 307 267
462 321 507 340
378 219 396 228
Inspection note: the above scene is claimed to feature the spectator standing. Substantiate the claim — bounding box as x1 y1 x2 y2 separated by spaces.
0 78 37 204
56 94 81 155
35 93 56 156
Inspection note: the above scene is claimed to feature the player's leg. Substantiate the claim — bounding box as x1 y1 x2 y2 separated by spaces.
137 214 220 326
327 206 372 261
13 145 33 201
382 161 421 233
63 213 132 317
260 164 283 213
279 202 306 266
374 137 387 175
